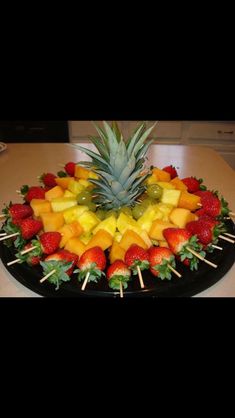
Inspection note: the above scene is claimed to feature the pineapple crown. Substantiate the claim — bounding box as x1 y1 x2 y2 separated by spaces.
71 121 157 209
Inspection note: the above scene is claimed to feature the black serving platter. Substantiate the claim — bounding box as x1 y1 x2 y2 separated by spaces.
1 220 235 297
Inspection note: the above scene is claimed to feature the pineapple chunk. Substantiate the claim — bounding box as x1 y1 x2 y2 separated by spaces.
79 232 93 245
154 203 174 222
55 177 74 190
65 237 86 257
78 211 100 233
156 181 176 190
92 215 117 237
30 199 52 217
63 190 76 198
138 230 152 248
169 208 198 228
85 229 113 251
159 240 170 248
146 175 158 186
88 171 99 180
109 241 126 264
178 192 201 211
51 197 77 213
170 177 188 191
40 212 64 232
152 168 171 182
58 221 83 248
161 189 181 207
63 205 89 224
149 220 177 241
67 179 85 195
117 213 138 234
45 186 64 201
78 179 92 188
137 205 162 233
75 165 90 180
119 229 148 251
114 232 122 243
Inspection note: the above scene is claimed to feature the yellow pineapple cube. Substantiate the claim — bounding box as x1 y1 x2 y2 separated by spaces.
169 208 198 228
159 240 170 248
137 205 162 233
92 215 117 237
78 179 92 188
63 190 76 198
119 229 148 251
154 203 174 222
67 179 85 195
161 189 181 207
40 212 64 232
88 171 99 180
45 186 64 201
63 205 89 224
78 211 100 233
30 199 52 217
79 232 93 245
156 181 176 190
85 229 113 251
116 213 138 234
114 232 122 243
51 197 77 213
65 237 86 257
109 241 126 264
146 175 158 186
149 220 177 241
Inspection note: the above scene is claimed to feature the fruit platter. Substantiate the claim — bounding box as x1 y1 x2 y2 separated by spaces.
0 121 235 297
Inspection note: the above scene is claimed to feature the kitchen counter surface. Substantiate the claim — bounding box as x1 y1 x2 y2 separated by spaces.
0 143 234 297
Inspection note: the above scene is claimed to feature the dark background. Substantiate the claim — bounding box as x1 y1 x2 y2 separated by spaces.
0 121 69 143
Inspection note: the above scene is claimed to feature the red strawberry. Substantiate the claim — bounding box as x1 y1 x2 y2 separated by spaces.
24 186 45 203
65 162 76 177
124 244 149 274
148 246 176 279
203 196 221 218
27 255 42 266
77 246 106 286
182 177 201 193
45 249 78 276
39 232 61 255
163 228 192 254
186 221 213 245
194 190 215 205
8 203 33 220
162 165 178 179
107 260 131 291
40 173 57 188
20 218 43 240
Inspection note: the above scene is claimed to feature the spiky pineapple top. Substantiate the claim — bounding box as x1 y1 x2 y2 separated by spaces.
72 121 156 210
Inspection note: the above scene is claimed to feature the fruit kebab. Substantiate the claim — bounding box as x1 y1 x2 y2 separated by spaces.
148 247 182 279
107 260 131 298
163 228 218 270
6 232 62 266
40 249 78 290
194 190 235 222
76 246 106 291
124 244 150 289
186 217 225 251
0 218 43 249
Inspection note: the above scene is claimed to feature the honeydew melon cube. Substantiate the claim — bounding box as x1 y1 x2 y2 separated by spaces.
161 189 181 207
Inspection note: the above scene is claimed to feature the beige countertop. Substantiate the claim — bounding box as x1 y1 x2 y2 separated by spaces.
0 143 235 297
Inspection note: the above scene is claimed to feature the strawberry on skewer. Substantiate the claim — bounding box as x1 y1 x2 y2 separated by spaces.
124 244 149 289
148 247 182 280
0 218 43 252
38 173 57 188
40 250 78 290
76 246 106 291
58 162 76 177
162 165 178 179
2 203 33 222
107 260 131 298
186 218 225 251
20 185 46 203
182 177 206 193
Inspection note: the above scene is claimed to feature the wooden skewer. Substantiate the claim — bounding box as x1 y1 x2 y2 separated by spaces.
0 233 7 236
0 214 6 219
81 272 90 291
136 265 145 289
186 247 218 268
229 212 235 217
197 203 203 207
120 281 123 298
211 244 223 250
219 235 235 244
0 232 20 241
40 269 56 283
168 264 182 278
7 259 21 266
20 245 37 255
58 163 65 168
224 232 235 239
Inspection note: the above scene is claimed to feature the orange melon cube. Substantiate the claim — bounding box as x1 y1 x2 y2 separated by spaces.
119 229 148 251
85 229 113 252
159 240 170 248
170 177 188 191
149 220 177 241
55 177 74 189
40 212 64 232
109 241 126 264
58 221 83 248
152 168 171 182
75 165 90 180
30 199 52 217
45 186 64 201
178 191 201 211
65 238 86 257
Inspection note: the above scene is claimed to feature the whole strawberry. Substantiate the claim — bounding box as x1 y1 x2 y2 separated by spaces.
107 260 131 291
3 203 33 221
77 246 106 287
124 244 150 275
21 186 46 203
65 162 76 177
40 173 57 188
20 218 43 240
182 177 202 193
148 246 176 280
40 232 62 255
162 165 178 179
186 220 213 246
40 250 78 290
18 243 42 266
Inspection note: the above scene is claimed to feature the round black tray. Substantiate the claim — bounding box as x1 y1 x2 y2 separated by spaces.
1 220 235 297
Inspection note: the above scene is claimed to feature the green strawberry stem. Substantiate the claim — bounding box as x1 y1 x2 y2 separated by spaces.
186 247 217 268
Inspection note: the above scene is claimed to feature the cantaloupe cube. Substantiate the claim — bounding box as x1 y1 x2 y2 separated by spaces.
85 229 113 252
159 240 170 248
63 205 89 224
109 241 126 264
75 165 90 180
51 197 77 212
67 179 85 195
58 221 83 248
161 189 181 207
45 186 64 201
169 208 198 228
152 168 171 182
178 192 201 211
170 177 188 191
119 229 148 251
149 220 177 241
78 211 100 233
65 237 86 257
92 215 117 237
30 199 52 217
55 177 74 190
40 212 64 232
